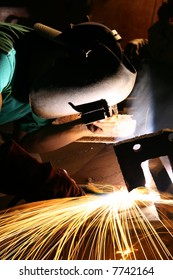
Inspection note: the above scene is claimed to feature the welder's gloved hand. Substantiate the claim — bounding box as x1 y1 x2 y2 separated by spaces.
86 116 118 138
124 38 149 68
53 168 86 198
0 139 85 204
86 123 103 133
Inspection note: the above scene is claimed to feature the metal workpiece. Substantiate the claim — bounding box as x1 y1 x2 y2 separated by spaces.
114 129 173 192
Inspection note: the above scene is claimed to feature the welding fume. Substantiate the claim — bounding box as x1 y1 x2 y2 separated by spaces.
0 20 137 205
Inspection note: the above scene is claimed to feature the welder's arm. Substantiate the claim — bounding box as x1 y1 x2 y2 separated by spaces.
19 120 101 154
0 139 86 201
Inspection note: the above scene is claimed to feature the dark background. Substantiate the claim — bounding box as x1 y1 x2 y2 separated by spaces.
0 0 163 48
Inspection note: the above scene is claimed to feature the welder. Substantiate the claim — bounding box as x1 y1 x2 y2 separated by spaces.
0 21 136 203
0 21 136 153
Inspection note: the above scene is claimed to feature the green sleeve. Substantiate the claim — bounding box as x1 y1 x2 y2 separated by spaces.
0 48 16 93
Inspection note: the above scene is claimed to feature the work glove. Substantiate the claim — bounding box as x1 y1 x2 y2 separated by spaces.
124 38 149 68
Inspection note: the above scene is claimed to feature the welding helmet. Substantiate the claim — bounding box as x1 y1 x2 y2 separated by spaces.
30 22 137 123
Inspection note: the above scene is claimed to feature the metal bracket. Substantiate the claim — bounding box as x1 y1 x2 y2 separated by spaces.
114 129 173 192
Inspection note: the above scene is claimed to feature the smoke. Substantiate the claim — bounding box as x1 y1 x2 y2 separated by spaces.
127 61 173 136
127 62 154 136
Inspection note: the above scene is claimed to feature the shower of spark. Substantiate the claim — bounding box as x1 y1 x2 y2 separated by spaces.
0 185 173 260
